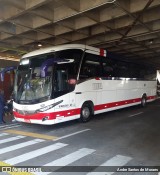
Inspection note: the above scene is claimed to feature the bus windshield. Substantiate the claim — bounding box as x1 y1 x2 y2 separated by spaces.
15 60 52 104
14 49 82 104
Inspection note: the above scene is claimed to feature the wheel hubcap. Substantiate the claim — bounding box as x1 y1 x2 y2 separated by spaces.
82 107 90 119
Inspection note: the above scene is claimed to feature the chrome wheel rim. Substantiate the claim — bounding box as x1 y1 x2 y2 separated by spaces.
82 107 90 119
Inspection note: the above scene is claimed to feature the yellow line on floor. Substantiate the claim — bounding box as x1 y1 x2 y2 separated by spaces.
4 130 58 140
0 161 34 175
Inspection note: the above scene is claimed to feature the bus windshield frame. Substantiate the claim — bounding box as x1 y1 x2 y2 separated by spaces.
14 49 83 104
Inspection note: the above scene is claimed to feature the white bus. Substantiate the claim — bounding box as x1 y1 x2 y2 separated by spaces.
13 44 157 125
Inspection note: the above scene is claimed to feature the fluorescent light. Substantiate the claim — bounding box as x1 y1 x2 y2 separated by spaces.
0 56 19 61
38 43 42 47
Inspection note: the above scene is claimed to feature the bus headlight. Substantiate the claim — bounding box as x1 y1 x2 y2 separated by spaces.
36 100 63 113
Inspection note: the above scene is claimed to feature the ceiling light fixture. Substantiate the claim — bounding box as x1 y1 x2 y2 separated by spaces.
38 43 42 47
149 40 153 44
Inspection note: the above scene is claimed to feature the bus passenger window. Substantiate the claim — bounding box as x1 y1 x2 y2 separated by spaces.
103 65 113 77
79 53 102 79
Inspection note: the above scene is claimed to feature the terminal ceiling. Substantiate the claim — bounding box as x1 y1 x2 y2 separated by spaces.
0 0 160 68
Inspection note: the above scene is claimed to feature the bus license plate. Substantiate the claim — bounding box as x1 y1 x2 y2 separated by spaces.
24 119 31 123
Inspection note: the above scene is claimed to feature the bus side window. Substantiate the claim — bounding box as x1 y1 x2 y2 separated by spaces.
79 53 102 79
101 58 114 77
103 65 113 77
111 60 129 78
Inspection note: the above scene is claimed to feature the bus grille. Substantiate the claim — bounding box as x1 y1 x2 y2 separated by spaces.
17 109 36 115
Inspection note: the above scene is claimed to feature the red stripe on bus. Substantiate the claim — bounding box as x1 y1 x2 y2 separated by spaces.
94 98 141 111
147 96 155 100
13 108 81 120
94 96 156 111
14 96 156 120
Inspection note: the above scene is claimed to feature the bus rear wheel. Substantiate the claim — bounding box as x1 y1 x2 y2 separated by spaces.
141 95 147 107
80 103 92 123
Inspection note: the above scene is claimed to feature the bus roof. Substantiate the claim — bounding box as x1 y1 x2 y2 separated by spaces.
22 44 106 59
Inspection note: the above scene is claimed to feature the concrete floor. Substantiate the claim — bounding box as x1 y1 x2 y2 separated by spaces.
0 99 160 175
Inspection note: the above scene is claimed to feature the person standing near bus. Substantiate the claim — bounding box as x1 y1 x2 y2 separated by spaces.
0 89 5 124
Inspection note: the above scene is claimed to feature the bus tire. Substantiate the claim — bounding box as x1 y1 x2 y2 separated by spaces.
80 103 92 123
141 95 147 107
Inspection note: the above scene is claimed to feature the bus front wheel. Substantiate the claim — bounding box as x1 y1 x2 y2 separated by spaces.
80 103 92 123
